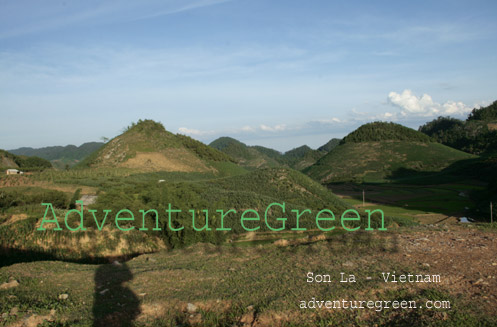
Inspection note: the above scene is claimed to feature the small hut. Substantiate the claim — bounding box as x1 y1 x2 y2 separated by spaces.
6 169 23 175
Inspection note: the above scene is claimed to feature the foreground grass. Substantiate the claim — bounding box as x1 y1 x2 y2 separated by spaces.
1 227 495 327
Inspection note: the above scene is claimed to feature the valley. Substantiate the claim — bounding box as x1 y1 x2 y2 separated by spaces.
1 108 496 326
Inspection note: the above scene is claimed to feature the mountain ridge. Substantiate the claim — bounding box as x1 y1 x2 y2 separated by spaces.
9 142 104 169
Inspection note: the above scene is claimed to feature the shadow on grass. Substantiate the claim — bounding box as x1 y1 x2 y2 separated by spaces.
0 246 143 268
93 262 140 327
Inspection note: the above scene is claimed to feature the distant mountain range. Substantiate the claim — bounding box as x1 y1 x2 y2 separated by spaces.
5 100 496 180
9 142 104 169
209 136 340 170
3 114 496 221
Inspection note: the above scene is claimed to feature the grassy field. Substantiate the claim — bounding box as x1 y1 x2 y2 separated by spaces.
1 159 496 326
1 226 496 327
329 181 486 223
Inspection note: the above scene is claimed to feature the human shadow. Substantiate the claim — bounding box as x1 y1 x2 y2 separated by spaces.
93 262 140 327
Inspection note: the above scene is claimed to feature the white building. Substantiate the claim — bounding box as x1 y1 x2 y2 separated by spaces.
6 169 23 175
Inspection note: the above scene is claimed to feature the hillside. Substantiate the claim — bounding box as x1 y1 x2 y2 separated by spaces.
209 137 282 168
210 137 333 170
342 121 432 143
419 101 497 154
77 120 235 173
305 122 475 183
432 152 497 221
317 138 340 152
468 100 497 122
9 142 104 169
0 149 52 171
0 166 362 265
281 145 325 170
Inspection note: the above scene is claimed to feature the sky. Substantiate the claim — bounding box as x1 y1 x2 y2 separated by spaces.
1 0 496 152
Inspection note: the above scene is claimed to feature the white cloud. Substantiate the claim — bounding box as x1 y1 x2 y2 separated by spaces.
241 125 255 132
178 127 212 136
259 124 287 132
387 89 471 117
314 117 342 123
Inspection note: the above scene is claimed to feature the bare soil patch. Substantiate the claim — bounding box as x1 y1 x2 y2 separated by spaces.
120 150 213 172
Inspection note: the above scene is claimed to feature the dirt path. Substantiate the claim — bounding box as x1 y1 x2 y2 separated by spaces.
382 226 497 314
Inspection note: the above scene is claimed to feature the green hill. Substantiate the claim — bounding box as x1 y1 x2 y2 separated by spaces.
209 137 283 169
305 122 475 183
419 101 497 155
0 149 52 171
281 145 325 170
77 120 236 173
0 166 357 263
9 142 104 169
317 138 340 152
342 121 432 143
210 137 334 170
85 166 395 250
251 145 283 160
468 100 497 122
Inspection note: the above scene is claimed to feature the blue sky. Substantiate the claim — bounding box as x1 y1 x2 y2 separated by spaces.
1 0 496 151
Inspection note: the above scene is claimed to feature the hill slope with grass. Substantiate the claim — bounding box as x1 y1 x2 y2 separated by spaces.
421 152 497 221
77 120 235 173
9 142 104 169
209 137 282 168
317 138 341 152
2 165 388 263
305 122 475 183
0 150 52 171
210 137 332 170
281 145 325 170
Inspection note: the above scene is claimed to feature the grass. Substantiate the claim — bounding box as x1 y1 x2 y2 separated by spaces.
1 230 495 326
305 141 476 184
1 143 496 326
331 181 486 221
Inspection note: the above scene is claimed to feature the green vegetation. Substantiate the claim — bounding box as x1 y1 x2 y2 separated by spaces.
341 122 432 144
0 149 52 171
282 145 325 170
467 100 497 121
177 134 235 163
251 145 283 160
305 140 474 184
209 137 282 168
436 153 497 221
419 117 496 154
334 182 482 222
9 142 104 169
0 164 403 264
82 167 388 249
1 118 497 326
1 232 494 326
419 101 497 154
76 120 236 172
317 138 340 152
210 137 333 170
0 187 68 217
